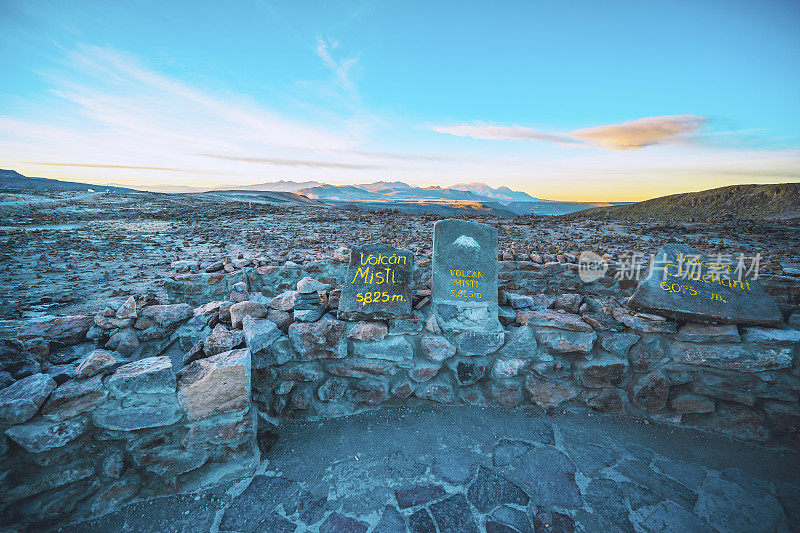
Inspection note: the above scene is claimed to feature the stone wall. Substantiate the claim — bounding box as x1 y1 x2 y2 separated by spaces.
2 250 799 528
0 302 259 530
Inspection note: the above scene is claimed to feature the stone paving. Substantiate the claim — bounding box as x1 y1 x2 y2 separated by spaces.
61 405 800 533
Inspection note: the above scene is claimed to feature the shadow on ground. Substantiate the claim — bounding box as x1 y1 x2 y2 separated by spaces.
60 405 800 532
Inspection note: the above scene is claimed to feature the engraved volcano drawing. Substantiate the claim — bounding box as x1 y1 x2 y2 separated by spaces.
448 234 482 264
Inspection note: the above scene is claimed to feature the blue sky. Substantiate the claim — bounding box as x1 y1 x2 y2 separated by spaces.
1 0 799 200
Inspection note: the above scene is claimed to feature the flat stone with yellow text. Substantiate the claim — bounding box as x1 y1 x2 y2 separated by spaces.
628 244 781 325
338 243 414 321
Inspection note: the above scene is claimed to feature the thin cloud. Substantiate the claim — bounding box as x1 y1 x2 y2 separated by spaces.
315 37 359 98
28 162 195 172
431 115 708 150
199 153 382 170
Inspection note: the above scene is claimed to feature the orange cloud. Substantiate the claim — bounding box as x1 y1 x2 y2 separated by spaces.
431 114 708 150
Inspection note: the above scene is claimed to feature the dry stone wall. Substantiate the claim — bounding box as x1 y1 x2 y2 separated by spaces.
2 223 800 528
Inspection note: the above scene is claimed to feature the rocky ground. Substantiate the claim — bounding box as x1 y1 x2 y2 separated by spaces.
2 189 799 337
61 405 800 533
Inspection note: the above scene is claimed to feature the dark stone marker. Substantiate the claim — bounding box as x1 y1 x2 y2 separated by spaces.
338 244 414 321
432 219 501 333
628 244 781 325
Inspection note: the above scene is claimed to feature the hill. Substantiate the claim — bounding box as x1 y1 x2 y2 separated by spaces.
562 183 800 221
0 169 137 193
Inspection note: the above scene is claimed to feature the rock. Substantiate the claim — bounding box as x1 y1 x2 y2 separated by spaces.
432 219 501 333
0 373 56 424
288 315 347 360
115 296 138 319
497 326 541 360
242 316 281 355
269 290 298 311
533 328 597 354
409 361 441 382
395 484 446 509
416 381 457 404
516 309 592 332
489 506 534 533
445 358 487 386
507 446 581 507
628 244 782 325
267 309 293 330
676 323 740 343
432 449 477 484
669 393 714 414
741 327 800 345
455 330 505 356
493 439 537 467
136 304 193 334
762 401 800 433
297 276 330 294
90 477 140 516
391 379 415 398
0 338 39 379
319 512 369 533
600 333 641 355
75 349 118 378
421 334 456 362
203 324 245 356
467 466 529 512
219 475 302 532
695 473 784 531
581 387 629 413
429 493 479 533
409 509 436 532
338 244 414 321
178 348 250 421
105 328 139 356
230 301 269 328
574 355 628 388
352 335 414 362
41 374 108 421
524 374 578 408
374 505 406 533
505 293 536 309
350 378 390 404
130 443 210 477
17 315 94 346
347 321 388 341
389 316 424 336
92 394 183 430
293 306 326 322
491 357 529 379
691 404 771 442
632 370 670 411
102 449 126 478
106 356 175 397
488 379 524 407
611 307 677 333
317 377 348 401
5 415 89 453
669 341 793 372
5 461 95 501
425 313 441 333
553 293 582 313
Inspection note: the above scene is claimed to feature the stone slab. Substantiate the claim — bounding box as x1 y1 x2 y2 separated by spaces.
338 244 413 321
628 244 781 325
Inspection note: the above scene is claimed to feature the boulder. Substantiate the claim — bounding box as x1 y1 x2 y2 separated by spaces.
445 358 487 386
421 334 456 363
516 309 592 332
5 415 89 453
600 333 641 356
136 304 192 334
670 342 793 372
524 374 578 408
204 324 245 356
41 374 108 421
178 348 250 421
534 328 597 354
17 315 94 346
269 291 298 311
741 327 800 345
352 336 413 362
669 393 714 414
491 357 530 379
106 356 175 397
574 355 628 388
92 395 183 431
553 293 582 313
347 321 389 341
497 326 541 359
230 301 270 329
416 381 457 404
288 315 347 360
632 370 670 412
581 387 628 413
455 330 505 356
297 277 330 294
75 349 118 378
0 339 39 380
488 379 524 407
242 316 281 355
0 373 56 424
115 296 138 319
317 377 349 401
676 323 740 343
105 328 139 356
